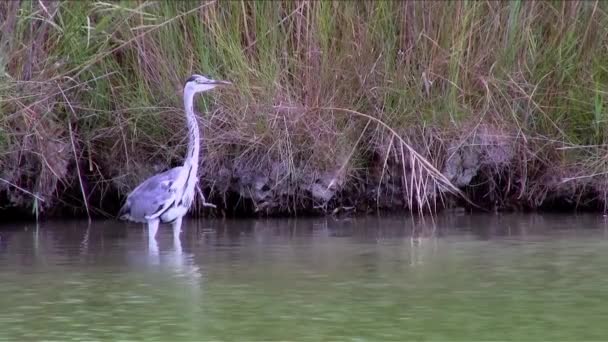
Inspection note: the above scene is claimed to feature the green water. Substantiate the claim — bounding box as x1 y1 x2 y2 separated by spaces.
1 214 608 340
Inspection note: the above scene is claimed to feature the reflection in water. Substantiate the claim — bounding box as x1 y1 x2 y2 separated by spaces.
146 233 203 287
1 214 608 340
79 223 90 255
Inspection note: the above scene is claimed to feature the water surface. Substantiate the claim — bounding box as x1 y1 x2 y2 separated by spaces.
1 214 608 340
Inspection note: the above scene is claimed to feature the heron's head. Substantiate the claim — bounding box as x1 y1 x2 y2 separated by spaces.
184 74 231 94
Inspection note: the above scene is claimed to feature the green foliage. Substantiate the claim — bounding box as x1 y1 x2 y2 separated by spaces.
1 0 608 213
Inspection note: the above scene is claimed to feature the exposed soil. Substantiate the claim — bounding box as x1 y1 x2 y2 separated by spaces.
2 123 605 221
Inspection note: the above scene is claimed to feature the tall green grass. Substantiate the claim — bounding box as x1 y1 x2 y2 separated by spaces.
1 1 608 216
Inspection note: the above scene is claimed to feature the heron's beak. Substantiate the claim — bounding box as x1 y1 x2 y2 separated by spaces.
212 80 232 86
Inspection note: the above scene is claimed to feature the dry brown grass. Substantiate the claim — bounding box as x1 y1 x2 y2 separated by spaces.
1 1 608 218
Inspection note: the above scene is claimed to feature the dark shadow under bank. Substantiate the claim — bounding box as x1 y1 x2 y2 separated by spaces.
1 180 606 223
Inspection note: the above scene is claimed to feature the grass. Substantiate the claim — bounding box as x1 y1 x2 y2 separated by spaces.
1 0 608 218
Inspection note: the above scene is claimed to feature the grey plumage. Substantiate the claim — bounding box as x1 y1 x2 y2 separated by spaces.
118 167 182 223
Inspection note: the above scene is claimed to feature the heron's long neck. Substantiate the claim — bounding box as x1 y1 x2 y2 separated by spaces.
183 90 200 171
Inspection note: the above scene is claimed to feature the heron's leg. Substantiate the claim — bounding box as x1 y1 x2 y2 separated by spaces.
147 219 160 255
173 232 182 254
147 218 160 239
149 237 159 258
172 216 183 242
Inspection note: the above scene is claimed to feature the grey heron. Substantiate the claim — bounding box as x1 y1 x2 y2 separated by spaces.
118 74 230 245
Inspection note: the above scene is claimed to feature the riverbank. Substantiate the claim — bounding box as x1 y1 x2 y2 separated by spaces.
1 1 607 219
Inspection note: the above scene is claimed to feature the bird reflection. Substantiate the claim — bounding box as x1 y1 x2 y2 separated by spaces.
146 233 203 286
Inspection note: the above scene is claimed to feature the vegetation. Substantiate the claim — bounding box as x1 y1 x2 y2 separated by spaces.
1 0 608 219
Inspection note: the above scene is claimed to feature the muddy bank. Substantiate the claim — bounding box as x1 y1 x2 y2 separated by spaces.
195 125 605 217
1 123 605 220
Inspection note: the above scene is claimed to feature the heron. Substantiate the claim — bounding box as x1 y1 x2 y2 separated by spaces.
118 74 230 245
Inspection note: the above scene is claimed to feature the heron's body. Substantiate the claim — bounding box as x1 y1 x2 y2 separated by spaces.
118 74 229 245
118 166 195 223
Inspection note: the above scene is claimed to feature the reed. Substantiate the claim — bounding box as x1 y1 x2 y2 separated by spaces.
1 1 607 218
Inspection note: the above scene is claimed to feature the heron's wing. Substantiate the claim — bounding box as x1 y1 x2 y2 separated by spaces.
118 167 183 222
